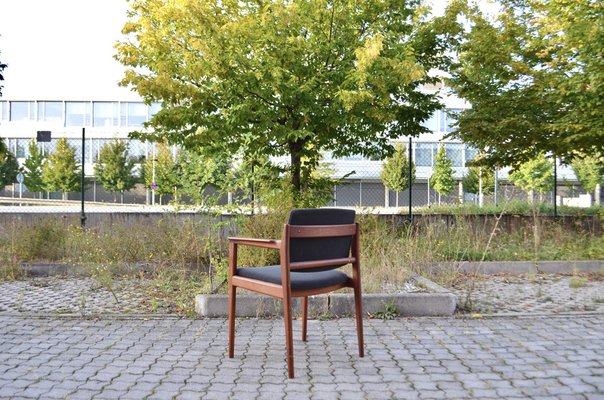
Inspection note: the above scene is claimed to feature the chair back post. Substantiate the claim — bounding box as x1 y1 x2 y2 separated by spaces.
351 223 361 276
279 223 292 291
228 241 238 280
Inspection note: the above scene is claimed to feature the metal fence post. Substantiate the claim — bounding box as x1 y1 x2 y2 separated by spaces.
408 137 412 219
80 127 86 228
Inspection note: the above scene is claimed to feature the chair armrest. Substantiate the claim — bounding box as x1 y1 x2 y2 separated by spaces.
228 237 281 249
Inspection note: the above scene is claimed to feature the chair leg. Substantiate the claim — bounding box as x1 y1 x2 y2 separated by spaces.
353 284 364 358
283 296 295 378
302 296 308 342
228 285 236 358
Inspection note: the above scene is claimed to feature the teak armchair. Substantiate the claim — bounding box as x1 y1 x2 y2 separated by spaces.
227 208 364 378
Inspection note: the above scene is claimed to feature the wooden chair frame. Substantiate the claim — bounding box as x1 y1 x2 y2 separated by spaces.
228 222 364 378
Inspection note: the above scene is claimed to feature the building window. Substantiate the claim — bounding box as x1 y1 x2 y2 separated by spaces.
0 101 8 121
415 143 434 167
149 102 161 119
16 138 31 158
441 109 463 133
128 102 147 126
38 101 63 122
465 145 479 165
93 102 119 127
445 143 463 167
128 139 147 160
65 102 91 126
66 139 84 160
421 111 439 132
10 101 35 121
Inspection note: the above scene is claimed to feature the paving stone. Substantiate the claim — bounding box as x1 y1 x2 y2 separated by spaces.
0 314 603 399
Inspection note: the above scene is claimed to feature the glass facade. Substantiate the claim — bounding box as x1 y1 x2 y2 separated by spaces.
65 102 92 126
3 100 160 127
421 112 439 132
37 101 63 122
415 143 434 167
445 143 463 167
0 101 8 121
10 101 35 121
465 146 479 164
441 109 463 133
93 102 119 127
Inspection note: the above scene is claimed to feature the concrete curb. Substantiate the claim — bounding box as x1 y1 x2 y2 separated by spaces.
436 260 604 275
195 274 456 318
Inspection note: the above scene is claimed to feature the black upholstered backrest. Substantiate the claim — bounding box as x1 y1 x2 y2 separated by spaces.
288 208 356 271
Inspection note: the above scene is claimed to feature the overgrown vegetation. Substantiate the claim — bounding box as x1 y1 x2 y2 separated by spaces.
0 209 601 314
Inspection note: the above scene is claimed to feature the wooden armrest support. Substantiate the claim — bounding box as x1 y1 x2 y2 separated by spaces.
228 237 281 249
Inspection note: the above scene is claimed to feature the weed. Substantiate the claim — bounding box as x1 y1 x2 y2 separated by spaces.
371 301 398 320
569 276 588 289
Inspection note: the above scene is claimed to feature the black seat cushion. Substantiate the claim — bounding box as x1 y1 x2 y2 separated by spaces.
288 208 356 271
237 266 350 291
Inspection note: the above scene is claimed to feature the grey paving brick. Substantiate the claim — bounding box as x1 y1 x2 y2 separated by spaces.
0 314 602 400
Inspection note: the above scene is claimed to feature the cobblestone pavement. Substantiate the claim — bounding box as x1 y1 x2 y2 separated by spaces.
0 278 155 316
0 314 603 399
449 273 604 314
1 273 603 316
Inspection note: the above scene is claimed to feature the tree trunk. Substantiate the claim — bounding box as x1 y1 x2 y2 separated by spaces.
595 183 601 207
384 186 389 208
289 139 304 194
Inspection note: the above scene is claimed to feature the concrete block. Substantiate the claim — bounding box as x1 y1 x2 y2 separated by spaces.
195 274 457 318
195 294 330 318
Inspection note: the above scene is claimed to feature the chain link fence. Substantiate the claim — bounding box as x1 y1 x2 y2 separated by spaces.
1 137 598 213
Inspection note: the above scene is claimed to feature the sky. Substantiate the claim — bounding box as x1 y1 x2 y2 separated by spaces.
0 0 138 100
0 0 496 101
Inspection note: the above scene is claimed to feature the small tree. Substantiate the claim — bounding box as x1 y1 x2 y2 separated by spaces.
381 143 416 207
23 140 46 197
143 141 180 204
42 138 80 200
462 165 495 204
509 154 554 203
571 154 603 206
430 144 455 205
0 144 19 189
94 140 136 203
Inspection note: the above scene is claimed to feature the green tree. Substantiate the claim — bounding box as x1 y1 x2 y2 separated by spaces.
0 143 19 188
462 166 494 195
430 145 455 205
94 140 137 203
381 143 416 207
23 140 46 197
509 153 554 203
143 141 180 204
571 154 603 206
178 148 230 206
116 0 457 201
42 138 81 200
448 0 604 168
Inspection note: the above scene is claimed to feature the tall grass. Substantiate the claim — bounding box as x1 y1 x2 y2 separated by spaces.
1 212 601 292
